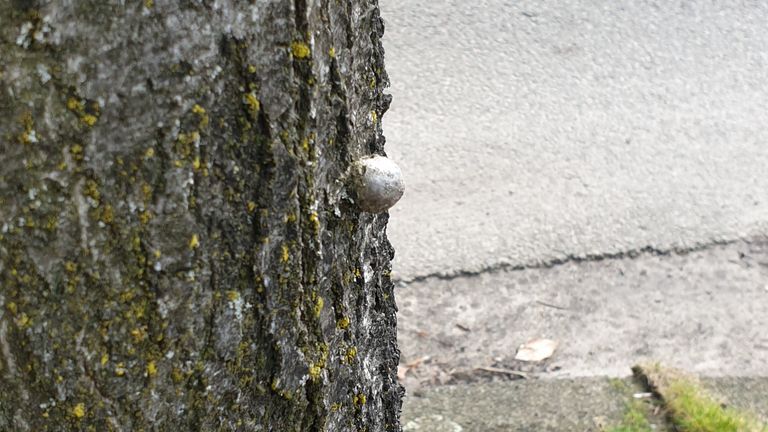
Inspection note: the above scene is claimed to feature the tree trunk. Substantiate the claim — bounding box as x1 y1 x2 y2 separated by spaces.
0 1 401 430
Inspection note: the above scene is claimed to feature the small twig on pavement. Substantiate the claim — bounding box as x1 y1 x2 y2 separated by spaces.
455 323 471 332
474 366 529 379
536 300 569 311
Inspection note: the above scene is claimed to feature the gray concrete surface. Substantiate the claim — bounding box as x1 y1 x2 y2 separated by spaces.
704 376 768 422
380 0 768 281
402 378 636 432
397 239 768 387
401 377 768 431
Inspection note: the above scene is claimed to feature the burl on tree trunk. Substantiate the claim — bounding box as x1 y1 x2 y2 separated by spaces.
0 0 403 430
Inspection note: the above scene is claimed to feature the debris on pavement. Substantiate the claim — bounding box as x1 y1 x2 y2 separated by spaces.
474 366 528 379
455 323 471 332
514 338 558 362
398 356 431 380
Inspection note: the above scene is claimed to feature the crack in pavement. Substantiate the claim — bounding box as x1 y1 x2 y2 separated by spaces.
393 237 747 285
396 234 768 385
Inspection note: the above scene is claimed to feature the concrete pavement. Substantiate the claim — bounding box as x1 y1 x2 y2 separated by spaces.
379 2 768 428
397 238 768 390
403 378 640 432
380 0 768 281
401 377 768 431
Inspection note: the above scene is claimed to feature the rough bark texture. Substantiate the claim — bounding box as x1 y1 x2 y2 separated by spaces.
0 1 401 430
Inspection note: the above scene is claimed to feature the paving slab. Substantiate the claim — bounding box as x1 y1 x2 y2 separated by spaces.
401 377 768 431
380 0 768 281
396 239 768 388
402 378 633 432
703 377 768 422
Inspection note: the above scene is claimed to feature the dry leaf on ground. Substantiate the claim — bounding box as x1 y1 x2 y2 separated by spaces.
514 338 558 362
398 356 431 380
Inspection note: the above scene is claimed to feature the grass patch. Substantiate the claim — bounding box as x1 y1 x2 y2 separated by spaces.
605 378 661 432
634 363 768 432
664 379 767 432
607 400 654 432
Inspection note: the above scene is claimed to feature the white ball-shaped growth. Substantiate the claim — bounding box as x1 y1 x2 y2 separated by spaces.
354 155 405 213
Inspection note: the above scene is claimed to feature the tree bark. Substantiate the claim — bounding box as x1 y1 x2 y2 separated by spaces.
0 1 401 430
